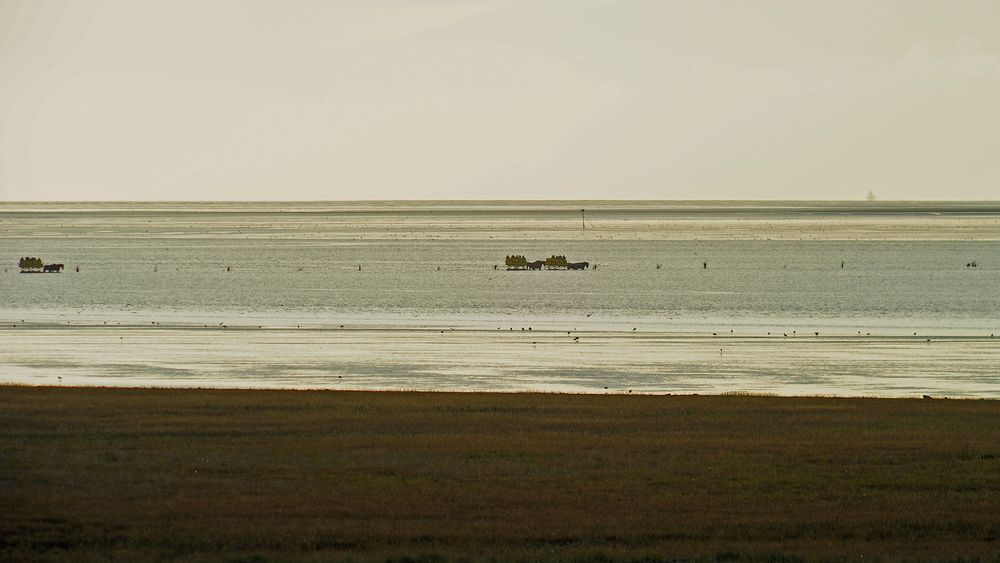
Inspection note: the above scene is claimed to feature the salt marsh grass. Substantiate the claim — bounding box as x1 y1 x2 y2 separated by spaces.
3 387 1000 561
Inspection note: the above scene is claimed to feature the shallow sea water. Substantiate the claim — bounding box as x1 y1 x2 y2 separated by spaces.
2 201 998 396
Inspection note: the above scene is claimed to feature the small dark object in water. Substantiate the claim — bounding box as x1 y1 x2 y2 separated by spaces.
923 395 933 399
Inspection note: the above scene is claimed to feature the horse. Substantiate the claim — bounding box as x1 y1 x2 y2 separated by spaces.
567 262 589 270
43 263 64 272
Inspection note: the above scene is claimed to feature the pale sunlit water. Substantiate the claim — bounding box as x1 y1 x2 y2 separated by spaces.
2 201 998 396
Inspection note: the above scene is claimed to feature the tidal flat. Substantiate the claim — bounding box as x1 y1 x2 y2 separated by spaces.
3 386 1000 562
3 201 999 396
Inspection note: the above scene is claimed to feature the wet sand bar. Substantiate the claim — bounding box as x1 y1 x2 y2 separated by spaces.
4 323 998 397
3 386 999 561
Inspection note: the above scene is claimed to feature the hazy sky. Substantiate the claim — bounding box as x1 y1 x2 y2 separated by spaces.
2 0 999 201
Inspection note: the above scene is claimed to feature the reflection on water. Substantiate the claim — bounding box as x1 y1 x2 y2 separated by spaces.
1 324 997 397
1 201 998 396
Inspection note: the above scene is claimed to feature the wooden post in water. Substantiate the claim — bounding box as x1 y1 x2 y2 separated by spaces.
581 209 585 231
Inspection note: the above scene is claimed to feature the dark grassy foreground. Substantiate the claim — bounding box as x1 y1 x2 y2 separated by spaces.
2 388 1000 562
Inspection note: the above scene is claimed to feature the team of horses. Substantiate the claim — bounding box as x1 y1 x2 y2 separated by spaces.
17 257 63 273
527 260 589 270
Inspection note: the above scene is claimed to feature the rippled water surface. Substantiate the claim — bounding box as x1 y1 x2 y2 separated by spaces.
2 201 998 396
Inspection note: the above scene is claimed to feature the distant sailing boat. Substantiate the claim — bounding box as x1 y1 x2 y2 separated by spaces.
866 189 876 202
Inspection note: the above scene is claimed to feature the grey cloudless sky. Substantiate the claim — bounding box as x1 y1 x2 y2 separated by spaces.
2 0 999 201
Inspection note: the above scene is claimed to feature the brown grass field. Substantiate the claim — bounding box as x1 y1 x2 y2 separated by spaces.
2 386 1000 562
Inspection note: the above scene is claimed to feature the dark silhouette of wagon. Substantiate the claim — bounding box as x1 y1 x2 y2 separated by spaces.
18 257 63 273
504 255 588 271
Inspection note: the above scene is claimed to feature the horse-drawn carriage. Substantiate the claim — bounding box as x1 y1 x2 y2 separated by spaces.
505 255 589 270
18 257 63 273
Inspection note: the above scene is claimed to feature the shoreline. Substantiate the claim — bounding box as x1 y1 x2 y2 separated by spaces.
3 383 996 401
